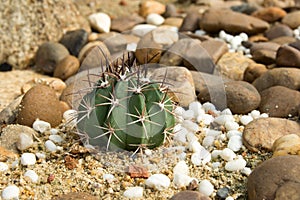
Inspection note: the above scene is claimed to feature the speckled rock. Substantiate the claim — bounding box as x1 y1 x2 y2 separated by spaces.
282 10 300 29
53 55 80 81
17 85 63 127
251 6 287 23
52 192 99 200
252 68 300 92
272 134 300 157
247 155 300 200
198 81 261 114
243 117 300 152
35 42 69 74
276 45 300 68
170 190 211 200
259 86 300 117
200 8 269 35
139 0 166 18
243 63 268 83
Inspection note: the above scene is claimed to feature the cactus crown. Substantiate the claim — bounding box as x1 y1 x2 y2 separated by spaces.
75 50 176 151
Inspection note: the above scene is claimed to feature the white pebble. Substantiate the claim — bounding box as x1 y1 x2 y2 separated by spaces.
191 150 211 166
197 113 214 125
189 141 203 153
205 128 221 137
240 115 253 125
63 109 77 127
123 187 143 198
211 150 222 159
0 162 9 172
195 29 206 36
11 160 19 168
17 132 33 151
2 185 20 200
225 156 247 171
250 110 260 119
32 119 51 133
173 173 194 188
221 108 232 115
225 196 235 200
202 136 215 148
174 126 188 143
230 36 243 49
241 167 252 176
202 102 216 112
217 134 227 141
211 162 221 169
239 32 248 41
88 12 111 33
35 152 46 160
49 135 63 143
24 170 39 183
103 174 115 183
219 30 227 40
220 148 236 161
131 24 157 37
146 13 165 25
50 128 59 135
186 132 198 143
227 130 242 139
45 140 57 152
225 121 239 131
173 161 189 175
227 135 243 152
182 120 199 132
259 113 269 118
174 106 185 116
21 153 36 166
182 110 195 120
199 179 214 196
145 174 170 191
126 43 137 51
189 101 203 118
144 149 152 156
214 115 234 125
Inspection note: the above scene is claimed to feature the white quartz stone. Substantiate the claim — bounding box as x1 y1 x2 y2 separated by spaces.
202 136 215 148
49 135 63 143
2 185 20 200
132 24 157 37
146 13 165 25
240 115 253 125
32 119 51 133
173 173 194 188
123 187 143 198
199 179 214 196
0 162 9 172
227 135 243 152
17 132 33 151
225 156 247 171
191 150 211 166
145 174 170 191
24 170 39 183
214 115 234 125
220 148 236 161
45 140 57 152
225 121 239 131
173 161 189 176
88 12 111 33
21 153 36 166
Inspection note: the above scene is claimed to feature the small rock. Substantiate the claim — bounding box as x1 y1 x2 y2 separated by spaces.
145 174 171 191
170 190 211 200
247 155 300 200
0 62 12 71
127 165 149 178
239 115 253 125
103 33 140 54
225 156 247 171
163 17 183 28
24 169 39 183
53 55 80 81
45 140 57 152
251 6 286 23
243 63 267 83
276 45 300 68
49 135 63 144
259 86 300 117
35 42 69 74
123 187 143 198
17 132 33 151
173 173 194 188
32 119 51 133
179 11 200 32
139 0 166 18
282 10 300 29
264 23 293 40
146 13 165 26
63 109 77 127
217 187 230 199
131 24 157 37
0 162 9 172
64 155 78 170
220 148 236 161
88 12 111 33
199 179 214 196
227 135 243 152
111 14 145 32
272 134 300 157
59 29 88 57
191 150 211 166
51 192 99 200
201 39 229 64
21 153 36 166
243 117 300 152
173 160 189 176
163 4 178 18
1 185 20 200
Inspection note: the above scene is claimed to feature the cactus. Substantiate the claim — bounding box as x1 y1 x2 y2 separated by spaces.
75 53 176 151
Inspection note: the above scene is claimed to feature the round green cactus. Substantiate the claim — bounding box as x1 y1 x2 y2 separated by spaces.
76 61 175 151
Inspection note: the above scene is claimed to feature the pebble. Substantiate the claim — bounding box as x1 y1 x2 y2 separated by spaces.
146 13 165 25
88 12 111 33
139 0 166 17
217 187 230 199
171 190 211 200
1 185 20 200
145 174 171 191
32 119 51 133
282 10 300 29
272 134 300 157
173 160 189 175
214 115 234 125
59 29 88 57
227 135 243 152
220 148 236 161
179 11 200 32
131 24 157 37
21 153 36 166
49 135 63 143
45 140 58 152
111 14 145 32
225 156 247 171
202 136 215 148
24 169 39 183
53 55 80 81
224 121 239 131
123 187 143 198
241 167 252 176
16 132 34 151
191 149 211 166
173 173 194 188
103 174 115 183
199 179 214 196
239 115 253 125
0 162 9 172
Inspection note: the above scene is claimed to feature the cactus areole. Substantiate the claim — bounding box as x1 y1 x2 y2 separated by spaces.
76 56 176 151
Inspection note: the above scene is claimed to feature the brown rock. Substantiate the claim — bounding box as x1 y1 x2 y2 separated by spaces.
249 42 281 54
179 11 200 32
276 45 300 68
163 17 183 28
52 192 99 200
0 95 23 125
252 68 300 92
282 10 300 29
198 81 261 114
259 86 300 117
53 55 80 81
127 165 149 178
162 3 178 18
17 85 63 127
264 23 293 40
200 39 229 64
200 8 270 35
139 0 166 18
251 6 287 23
64 155 78 170
252 49 277 65
0 146 18 162
271 36 297 45
111 14 145 32
272 134 300 157
247 155 300 200
104 34 140 55
243 117 300 152
170 190 211 200
243 63 268 83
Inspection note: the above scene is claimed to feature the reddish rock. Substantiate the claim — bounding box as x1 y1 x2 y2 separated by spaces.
127 165 149 178
251 6 287 23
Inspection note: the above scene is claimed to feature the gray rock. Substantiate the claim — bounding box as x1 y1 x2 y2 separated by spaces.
259 86 300 117
243 117 300 152
247 155 300 200
103 34 140 55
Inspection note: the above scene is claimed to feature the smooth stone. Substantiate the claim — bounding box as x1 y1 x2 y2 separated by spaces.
290 40 300 51
163 17 183 28
111 14 145 32
217 187 230 199
200 39 229 64
225 156 246 171
282 10 300 29
264 23 293 40
271 36 297 45
179 11 200 32
272 134 300 157
230 2 257 14
242 117 300 152
217 52 256 80
150 66 196 107
145 174 170 191
35 42 69 74
247 155 300 200
200 8 269 35
252 49 276 65
249 42 281 54
1 185 20 200
123 187 143 198
88 12 111 33
103 34 140 54
53 55 80 81
17 85 63 127
252 68 300 92
24 169 39 183
199 179 214 196
259 86 300 117
59 29 88 57
276 45 300 68
139 0 166 17
21 152 36 165
0 95 23 124
0 146 18 162
251 6 286 23
162 4 178 18
170 191 211 200
146 13 165 26
16 132 33 151
52 192 99 200
243 63 267 83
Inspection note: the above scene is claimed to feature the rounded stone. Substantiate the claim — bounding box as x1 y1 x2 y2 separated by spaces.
243 63 267 83
272 134 300 157
139 0 166 18
179 11 200 32
264 23 293 40
251 6 286 23
170 190 211 200
17 85 63 127
282 10 300 29
59 29 88 57
35 42 69 74
276 45 300 68
247 155 300 200
53 55 80 81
